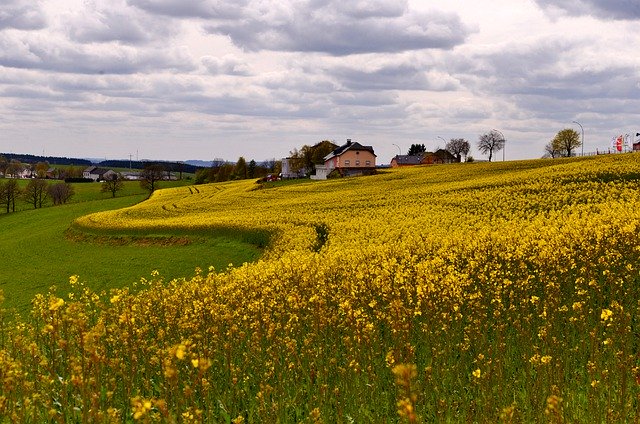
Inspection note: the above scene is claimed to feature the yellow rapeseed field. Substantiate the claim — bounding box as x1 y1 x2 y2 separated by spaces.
2 154 640 422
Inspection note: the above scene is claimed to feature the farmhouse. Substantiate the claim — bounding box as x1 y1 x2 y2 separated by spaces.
312 139 376 180
423 149 457 164
390 149 457 168
390 155 423 167
83 166 117 181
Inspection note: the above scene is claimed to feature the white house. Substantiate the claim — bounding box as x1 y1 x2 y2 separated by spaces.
83 166 117 181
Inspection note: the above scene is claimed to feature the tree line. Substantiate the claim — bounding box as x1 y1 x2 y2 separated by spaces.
194 158 281 184
408 128 582 163
0 179 75 213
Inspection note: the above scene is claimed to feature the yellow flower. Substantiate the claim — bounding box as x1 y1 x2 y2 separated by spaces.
49 297 64 311
175 345 186 360
601 309 613 321
472 369 481 379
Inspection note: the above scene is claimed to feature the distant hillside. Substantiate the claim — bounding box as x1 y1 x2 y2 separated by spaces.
97 160 202 174
185 160 213 168
1 153 92 166
0 153 206 173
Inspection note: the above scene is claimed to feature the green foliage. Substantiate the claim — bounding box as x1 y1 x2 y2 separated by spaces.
312 223 329 252
407 143 426 156
288 140 338 174
234 156 247 179
0 195 262 312
552 128 581 157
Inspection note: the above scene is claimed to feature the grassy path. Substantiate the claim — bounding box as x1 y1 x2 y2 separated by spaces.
0 194 262 312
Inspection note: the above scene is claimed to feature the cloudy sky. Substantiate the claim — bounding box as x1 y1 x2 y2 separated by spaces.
1 0 639 163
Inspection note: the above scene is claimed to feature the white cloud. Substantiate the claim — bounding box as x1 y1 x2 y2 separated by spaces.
0 0 47 31
203 0 471 55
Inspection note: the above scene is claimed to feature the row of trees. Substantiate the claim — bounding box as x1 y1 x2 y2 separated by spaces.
407 138 473 163
410 128 581 163
0 179 75 213
194 158 281 184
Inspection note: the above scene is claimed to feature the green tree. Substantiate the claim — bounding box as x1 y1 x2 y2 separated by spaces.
215 163 234 182
407 144 426 156
23 179 48 209
551 128 581 157
140 164 165 195
194 169 208 185
101 173 125 198
0 179 20 213
5 160 24 178
0 156 7 177
234 157 247 179
247 159 257 179
35 162 49 179
288 140 338 175
477 130 505 162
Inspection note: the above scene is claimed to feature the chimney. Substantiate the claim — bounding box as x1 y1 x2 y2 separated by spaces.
346 138 352 146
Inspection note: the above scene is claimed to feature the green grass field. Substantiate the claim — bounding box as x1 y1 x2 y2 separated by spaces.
0 182 262 312
1 178 193 212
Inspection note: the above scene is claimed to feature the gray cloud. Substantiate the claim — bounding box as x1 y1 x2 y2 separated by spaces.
534 0 640 20
329 61 459 91
0 32 196 74
203 1 471 55
0 0 47 31
452 38 640 101
65 0 177 45
128 0 248 19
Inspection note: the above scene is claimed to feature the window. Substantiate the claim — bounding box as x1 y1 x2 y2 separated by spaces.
366 161 371 166
356 160 360 166
344 160 350 165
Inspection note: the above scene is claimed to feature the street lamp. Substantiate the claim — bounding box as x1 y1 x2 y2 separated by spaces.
392 143 401 156
492 129 505 161
572 121 584 156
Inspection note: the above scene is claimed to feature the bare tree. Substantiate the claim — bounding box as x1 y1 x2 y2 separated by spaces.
101 173 125 198
543 141 561 158
140 164 165 194
0 179 20 213
48 182 74 205
445 138 471 162
23 179 48 209
477 130 505 162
